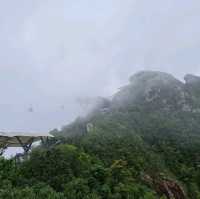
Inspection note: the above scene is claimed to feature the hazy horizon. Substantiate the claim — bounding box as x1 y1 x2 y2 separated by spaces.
1 0 200 133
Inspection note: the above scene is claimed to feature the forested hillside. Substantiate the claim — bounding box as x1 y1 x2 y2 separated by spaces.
1 71 200 198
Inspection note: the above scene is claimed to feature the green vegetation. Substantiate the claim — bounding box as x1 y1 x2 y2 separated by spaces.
0 143 159 199
1 71 200 198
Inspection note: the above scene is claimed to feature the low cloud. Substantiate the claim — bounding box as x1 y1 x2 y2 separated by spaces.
0 0 200 131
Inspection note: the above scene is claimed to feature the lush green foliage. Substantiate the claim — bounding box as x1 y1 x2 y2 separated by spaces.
1 71 200 198
0 142 159 199
1 118 200 198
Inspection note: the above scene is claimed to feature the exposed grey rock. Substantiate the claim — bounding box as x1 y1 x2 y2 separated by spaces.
182 104 192 112
184 74 200 84
58 70 200 140
86 123 94 133
113 71 185 109
192 108 200 113
112 70 200 115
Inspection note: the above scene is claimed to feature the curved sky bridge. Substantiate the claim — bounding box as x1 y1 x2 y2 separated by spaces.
0 131 53 155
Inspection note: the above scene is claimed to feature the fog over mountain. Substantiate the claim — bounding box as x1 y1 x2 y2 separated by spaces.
1 0 200 132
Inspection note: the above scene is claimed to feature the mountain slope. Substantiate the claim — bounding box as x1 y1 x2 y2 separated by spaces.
58 71 200 139
2 71 200 199
54 71 200 198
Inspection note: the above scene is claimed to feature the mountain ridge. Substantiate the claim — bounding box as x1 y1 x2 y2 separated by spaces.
50 71 200 198
56 71 200 139
1 71 200 198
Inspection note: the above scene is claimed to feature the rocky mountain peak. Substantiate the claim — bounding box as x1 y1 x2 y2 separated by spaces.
113 71 184 108
184 74 200 85
129 71 181 85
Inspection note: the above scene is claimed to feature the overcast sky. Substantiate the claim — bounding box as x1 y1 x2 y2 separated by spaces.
1 0 200 133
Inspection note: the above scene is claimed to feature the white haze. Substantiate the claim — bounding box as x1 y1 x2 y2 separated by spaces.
1 0 200 135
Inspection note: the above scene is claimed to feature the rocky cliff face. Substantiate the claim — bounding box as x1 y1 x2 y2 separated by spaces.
59 71 200 138
184 74 200 108
113 71 200 113
143 174 186 199
184 74 200 85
